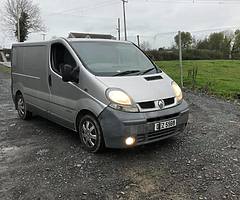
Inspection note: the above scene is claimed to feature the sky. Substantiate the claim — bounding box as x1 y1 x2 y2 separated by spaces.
0 0 240 48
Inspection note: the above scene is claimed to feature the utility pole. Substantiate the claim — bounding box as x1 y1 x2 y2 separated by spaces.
121 0 128 41
137 35 140 47
17 4 20 42
178 31 183 88
117 18 121 40
41 33 46 41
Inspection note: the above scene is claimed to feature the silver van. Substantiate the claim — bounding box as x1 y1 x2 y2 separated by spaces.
11 38 189 152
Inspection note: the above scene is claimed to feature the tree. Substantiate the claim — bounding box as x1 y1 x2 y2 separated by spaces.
191 36 197 49
208 32 225 50
174 32 193 49
196 38 209 49
207 32 234 58
223 31 234 59
2 0 45 42
232 30 240 59
15 11 29 42
196 31 234 59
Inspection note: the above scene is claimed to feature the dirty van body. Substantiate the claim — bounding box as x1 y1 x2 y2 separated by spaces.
11 38 189 152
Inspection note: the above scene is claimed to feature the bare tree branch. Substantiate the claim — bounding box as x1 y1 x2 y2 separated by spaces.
1 0 46 41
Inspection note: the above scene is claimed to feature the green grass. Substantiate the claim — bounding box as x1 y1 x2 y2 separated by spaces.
0 61 239 99
0 64 11 73
156 60 240 99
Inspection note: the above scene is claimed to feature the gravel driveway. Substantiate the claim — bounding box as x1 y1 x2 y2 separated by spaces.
0 70 239 200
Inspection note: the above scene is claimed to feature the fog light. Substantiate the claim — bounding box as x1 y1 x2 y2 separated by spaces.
125 137 135 146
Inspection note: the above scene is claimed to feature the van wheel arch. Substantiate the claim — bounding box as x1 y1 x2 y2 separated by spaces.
15 92 32 120
75 109 97 131
15 90 22 108
76 109 105 152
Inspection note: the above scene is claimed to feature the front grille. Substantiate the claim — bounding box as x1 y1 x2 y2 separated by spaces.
139 101 155 109
147 113 180 123
137 127 177 143
138 97 175 111
163 97 175 106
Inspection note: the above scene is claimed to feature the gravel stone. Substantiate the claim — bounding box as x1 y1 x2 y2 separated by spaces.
0 71 239 200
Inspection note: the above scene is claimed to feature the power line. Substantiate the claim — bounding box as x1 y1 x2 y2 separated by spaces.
45 12 117 20
44 0 240 19
144 0 240 2
128 26 240 39
45 0 119 16
132 0 240 4
191 26 240 33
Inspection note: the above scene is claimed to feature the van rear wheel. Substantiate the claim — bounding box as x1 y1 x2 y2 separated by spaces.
78 114 105 153
16 94 32 120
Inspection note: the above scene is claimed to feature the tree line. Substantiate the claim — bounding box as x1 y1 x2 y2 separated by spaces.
144 31 240 60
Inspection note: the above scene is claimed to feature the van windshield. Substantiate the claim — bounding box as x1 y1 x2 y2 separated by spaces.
70 41 158 76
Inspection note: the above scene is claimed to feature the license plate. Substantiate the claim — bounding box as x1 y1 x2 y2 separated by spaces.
154 119 176 131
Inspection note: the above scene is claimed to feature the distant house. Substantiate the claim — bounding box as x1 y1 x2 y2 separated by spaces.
68 32 116 40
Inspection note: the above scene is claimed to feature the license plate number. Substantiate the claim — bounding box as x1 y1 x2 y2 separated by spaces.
154 119 176 131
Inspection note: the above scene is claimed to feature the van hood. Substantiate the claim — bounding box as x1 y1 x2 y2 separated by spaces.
96 73 176 103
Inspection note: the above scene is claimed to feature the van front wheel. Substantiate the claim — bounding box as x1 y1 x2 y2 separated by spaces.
16 94 32 120
78 114 104 153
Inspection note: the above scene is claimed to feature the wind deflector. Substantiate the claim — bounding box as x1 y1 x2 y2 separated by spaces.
144 75 163 81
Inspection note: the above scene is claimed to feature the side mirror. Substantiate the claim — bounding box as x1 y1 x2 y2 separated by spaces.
61 64 79 83
61 64 73 82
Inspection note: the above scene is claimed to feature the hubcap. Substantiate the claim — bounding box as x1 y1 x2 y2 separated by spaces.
81 120 97 148
17 98 25 116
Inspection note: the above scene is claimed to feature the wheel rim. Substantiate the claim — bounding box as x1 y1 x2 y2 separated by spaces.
17 97 25 116
81 120 97 148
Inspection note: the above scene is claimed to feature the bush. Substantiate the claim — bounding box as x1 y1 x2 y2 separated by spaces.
144 49 229 61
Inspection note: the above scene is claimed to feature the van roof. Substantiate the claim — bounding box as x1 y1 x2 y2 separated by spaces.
67 38 131 44
12 38 131 47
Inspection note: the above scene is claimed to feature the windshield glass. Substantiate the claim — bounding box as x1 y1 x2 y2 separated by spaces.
70 41 158 76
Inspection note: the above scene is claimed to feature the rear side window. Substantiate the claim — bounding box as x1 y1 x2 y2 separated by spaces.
50 43 76 75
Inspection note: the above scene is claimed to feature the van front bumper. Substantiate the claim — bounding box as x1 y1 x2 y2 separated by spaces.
98 100 189 148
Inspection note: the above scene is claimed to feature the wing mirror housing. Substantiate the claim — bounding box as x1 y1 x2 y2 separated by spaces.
61 64 79 83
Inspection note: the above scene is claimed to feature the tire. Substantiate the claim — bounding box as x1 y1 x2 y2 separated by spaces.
16 94 32 120
78 114 105 153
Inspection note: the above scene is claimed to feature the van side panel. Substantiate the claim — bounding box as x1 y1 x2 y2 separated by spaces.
12 45 50 114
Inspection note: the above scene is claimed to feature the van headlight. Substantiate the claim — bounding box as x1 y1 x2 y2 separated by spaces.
172 81 183 103
106 88 139 112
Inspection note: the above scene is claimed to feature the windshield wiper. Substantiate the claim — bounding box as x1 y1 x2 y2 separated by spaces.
114 70 141 76
140 67 156 75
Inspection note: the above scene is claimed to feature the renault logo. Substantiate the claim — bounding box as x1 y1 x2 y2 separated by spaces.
158 99 165 110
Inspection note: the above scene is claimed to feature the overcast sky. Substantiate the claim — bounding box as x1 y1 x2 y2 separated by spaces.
0 0 240 48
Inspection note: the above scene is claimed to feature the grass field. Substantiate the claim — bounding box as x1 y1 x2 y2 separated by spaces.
1 61 239 100
0 64 11 73
156 60 240 99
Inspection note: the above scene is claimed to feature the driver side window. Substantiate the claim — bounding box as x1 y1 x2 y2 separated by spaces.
51 43 77 76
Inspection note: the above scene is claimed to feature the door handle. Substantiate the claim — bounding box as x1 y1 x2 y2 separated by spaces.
48 74 52 86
